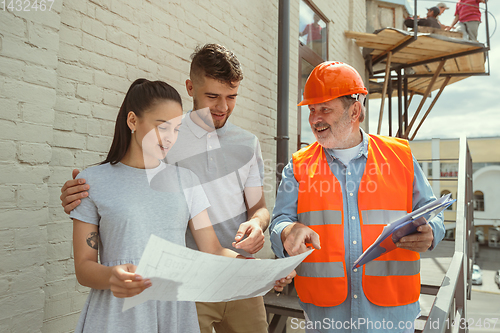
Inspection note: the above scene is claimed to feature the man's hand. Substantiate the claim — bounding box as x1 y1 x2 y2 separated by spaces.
282 222 321 256
396 222 434 253
232 219 265 254
60 169 89 214
109 263 152 298
273 269 296 292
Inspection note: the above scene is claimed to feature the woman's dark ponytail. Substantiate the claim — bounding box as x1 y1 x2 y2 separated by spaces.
102 79 182 165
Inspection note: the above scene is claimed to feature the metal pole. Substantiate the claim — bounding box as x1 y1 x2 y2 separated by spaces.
404 75 408 136
410 76 451 140
397 69 403 138
484 0 490 49
456 136 469 333
414 0 418 39
377 52 392 135
276 0 290 186
405 59 446 139
388 78 392 136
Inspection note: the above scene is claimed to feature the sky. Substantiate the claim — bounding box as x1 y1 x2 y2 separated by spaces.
367 0 500 140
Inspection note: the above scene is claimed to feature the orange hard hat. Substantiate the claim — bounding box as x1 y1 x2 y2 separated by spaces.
298 61 367 106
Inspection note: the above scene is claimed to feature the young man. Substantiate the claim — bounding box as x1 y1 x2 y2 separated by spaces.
61 44 293 333
404 6 442 29
270 61 445 333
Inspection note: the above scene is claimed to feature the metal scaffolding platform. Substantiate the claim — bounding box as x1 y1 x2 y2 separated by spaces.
345 26 490 140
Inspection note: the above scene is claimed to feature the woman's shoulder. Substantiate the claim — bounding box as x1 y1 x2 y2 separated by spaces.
76 163 117 182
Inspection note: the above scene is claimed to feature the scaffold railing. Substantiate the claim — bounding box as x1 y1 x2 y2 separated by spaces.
421 136 474 333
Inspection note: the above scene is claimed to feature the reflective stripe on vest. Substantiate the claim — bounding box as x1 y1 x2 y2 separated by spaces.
365 260 420 276
298 210 342 225
359 135 420 307
292 135 419 308
361 210 407 225
296 262 345 278
293 142 346 307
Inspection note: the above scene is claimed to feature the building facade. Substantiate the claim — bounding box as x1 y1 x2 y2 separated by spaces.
0 0 367 331
366 0 412 33
410 137 500 248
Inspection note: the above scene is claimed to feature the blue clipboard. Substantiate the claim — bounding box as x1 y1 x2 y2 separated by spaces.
352 194 455 270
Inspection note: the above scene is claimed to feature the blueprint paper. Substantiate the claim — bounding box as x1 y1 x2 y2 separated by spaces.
352 194 455 270
123 235 312 311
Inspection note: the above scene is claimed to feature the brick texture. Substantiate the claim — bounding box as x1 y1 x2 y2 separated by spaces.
0 1 367 331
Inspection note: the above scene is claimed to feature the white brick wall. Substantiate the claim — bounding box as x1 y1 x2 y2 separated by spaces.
0 0 62 330
0 1 367 331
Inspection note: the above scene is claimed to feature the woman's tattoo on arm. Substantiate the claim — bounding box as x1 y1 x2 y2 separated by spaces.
86 231 99 250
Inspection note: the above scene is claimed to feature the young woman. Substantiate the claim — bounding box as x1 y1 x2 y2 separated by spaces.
70 79 245 332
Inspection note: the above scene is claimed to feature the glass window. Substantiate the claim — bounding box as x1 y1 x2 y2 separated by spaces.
297 1 328 150
440 163 458 178
299 58 317 148
299 0 327 59
473 191 484 211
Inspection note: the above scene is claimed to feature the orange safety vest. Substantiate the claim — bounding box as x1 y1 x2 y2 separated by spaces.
292 134 420 307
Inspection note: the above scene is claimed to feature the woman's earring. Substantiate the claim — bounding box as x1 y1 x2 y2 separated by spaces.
131 129 135 134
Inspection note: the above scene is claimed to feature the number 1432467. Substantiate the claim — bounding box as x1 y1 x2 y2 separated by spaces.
444 317 498 330
1 0 55 11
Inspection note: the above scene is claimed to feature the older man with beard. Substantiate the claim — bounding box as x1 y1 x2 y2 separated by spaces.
269 61 445 333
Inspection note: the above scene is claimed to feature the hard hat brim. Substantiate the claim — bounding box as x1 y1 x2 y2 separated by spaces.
297 96 336 106
297 90 367 106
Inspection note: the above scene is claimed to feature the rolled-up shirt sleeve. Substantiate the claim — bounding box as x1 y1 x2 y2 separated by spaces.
270 158 299 258
412 155 445 250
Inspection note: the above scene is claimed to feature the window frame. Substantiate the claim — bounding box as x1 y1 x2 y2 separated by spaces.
297 45 324 150
297 0 328 150
473 190 485 211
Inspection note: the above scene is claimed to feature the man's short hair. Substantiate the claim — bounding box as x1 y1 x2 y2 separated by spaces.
190 44 243 88
338 95 366 123
427 6 440 18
